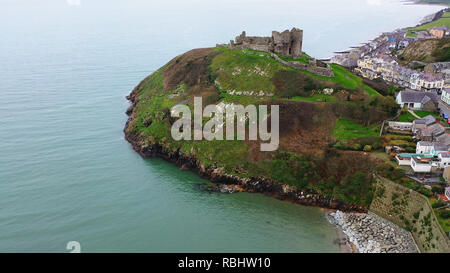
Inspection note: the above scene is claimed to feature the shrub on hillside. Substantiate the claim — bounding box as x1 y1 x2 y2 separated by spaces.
272 70 337 98
363 145 372 152
335 172 374 206
440 210 450 219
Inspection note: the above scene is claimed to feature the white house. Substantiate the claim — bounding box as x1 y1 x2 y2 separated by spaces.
395 153 413 166
416 141 434 154
441 88 450 106
395 153 433 166
395 91 438 111
411 156 433 173
388 121 412 132
437 152 450 168
410 73 445 91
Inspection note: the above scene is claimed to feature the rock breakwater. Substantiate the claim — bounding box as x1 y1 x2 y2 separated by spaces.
327 211 419 253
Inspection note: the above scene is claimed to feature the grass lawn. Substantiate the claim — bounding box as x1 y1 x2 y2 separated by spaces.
297 64 380 97
276 52 311 64
211 48 284 94
333 119 379 141
329 64 380 97
284 94 338 103
414 110 438 118
397 111 417 122
410 12 450 31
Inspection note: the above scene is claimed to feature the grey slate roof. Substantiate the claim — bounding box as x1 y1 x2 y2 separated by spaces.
418 115 437 126
418 141 433 146
421 96 431 104
400 91 438 105
434 142 449 152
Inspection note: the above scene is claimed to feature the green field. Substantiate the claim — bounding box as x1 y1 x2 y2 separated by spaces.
295 63 380 97
410 12 450 31
333 119 379 141
212 48 380 98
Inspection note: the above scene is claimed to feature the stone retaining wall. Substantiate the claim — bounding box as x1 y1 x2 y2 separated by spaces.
370 175 450 253
271 53 334 77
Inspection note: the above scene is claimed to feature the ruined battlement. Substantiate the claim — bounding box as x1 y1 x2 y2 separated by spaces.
224 28 334 77
230 28 303 59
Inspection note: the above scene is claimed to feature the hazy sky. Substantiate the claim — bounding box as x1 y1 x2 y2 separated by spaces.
0 0 446 59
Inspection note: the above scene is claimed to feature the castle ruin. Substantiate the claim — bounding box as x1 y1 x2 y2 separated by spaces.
230 28 303 59
220 28 334 77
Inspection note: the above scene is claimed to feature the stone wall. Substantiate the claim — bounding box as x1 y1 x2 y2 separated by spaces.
230 28 303 59
370 175 450 253
271 53 334 77
272 29 303 58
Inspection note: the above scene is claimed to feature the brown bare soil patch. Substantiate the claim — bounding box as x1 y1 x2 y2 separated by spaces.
163 48 219 91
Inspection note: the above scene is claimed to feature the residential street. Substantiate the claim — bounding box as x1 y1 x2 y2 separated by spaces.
439 100 450 117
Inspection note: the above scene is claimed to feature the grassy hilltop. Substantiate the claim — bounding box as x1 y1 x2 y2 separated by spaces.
125 47 401 207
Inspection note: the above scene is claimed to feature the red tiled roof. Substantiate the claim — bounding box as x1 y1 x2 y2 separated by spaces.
438 194 449 202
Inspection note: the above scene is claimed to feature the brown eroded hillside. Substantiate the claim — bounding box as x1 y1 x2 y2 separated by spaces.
399 38 450 64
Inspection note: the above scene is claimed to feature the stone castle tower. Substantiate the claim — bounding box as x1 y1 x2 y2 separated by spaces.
230 28 303 58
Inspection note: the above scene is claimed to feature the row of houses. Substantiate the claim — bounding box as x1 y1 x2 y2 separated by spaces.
356 55 446 92
330 23 443 69
393 115 450 174
409 26 450 40
389 115 450 204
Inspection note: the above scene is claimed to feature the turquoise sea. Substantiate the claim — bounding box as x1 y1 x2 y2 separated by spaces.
0 0 445 252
